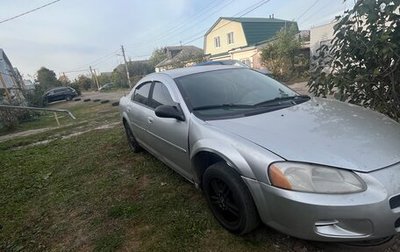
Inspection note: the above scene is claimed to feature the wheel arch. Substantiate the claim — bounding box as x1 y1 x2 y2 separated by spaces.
190 140 256 189
121 112 130 125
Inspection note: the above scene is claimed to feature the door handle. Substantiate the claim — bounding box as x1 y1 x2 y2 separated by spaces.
147 117 154 124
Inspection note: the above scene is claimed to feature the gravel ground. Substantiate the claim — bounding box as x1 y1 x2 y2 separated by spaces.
80 89 129 102
287 81 310 95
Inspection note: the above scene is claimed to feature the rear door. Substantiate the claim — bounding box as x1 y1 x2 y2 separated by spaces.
126 82 153 145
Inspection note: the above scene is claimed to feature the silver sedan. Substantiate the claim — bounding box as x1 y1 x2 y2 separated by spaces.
119 65 400 242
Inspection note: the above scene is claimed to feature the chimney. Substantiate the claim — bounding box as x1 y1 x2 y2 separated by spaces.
272 14 274 19
269 15 271 18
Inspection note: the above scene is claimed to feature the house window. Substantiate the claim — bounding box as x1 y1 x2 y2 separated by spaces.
227 32 234 44
214 36 221 48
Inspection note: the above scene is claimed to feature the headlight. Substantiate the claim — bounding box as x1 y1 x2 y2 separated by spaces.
268 162 366 193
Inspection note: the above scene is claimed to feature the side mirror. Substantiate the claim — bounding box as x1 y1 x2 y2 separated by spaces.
155 105 185 121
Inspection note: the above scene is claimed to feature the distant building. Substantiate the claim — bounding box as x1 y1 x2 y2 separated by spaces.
203 16 299 69
310 21 336 61
155 46 203 72
0 49 25 104
23 80 36 91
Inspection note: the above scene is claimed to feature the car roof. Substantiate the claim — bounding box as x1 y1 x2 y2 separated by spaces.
195 60 249 67
154 65 241 79
45 86 68 92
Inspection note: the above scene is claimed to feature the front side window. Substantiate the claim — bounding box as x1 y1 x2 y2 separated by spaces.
227 32 234 44
214 36 221 48
149 82 174 109
132 82 151 105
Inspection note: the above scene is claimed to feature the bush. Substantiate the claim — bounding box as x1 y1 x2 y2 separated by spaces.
23 87 46 107
0 107 39 131
261 25 309 81
0 108 19 130
68 83 81 95
308 0 400 121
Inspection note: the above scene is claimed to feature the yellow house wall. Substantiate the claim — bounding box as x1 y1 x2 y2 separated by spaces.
231 49 258 62
205 19 247 55
209 47 263 68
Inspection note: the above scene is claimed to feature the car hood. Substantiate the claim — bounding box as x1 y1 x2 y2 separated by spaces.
207 98 400 172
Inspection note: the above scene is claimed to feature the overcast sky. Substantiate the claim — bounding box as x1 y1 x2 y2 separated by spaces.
1 0 353 80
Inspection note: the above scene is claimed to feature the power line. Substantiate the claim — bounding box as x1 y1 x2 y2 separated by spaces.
64 0 271 74
128 0 233 52
0 0 62 24
152 0 235 45
63 69 89 74
64 49 119 73
300 1 345 26
183 0 271 45
296 0 320 21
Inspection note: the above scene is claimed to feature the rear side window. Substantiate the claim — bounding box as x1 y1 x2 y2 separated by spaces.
132 82 151 105
149 82 174 109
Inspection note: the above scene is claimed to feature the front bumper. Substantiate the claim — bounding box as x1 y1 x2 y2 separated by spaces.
243 162 400 241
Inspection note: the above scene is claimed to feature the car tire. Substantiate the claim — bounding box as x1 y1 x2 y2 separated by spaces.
203 162 260 234
123 121 142 153
66 95 72 101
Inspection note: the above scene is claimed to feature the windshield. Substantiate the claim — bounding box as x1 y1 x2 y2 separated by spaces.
175 68 305 119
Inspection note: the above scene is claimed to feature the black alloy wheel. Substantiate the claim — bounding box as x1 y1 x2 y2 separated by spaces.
203 162 259 234
123 121 142 153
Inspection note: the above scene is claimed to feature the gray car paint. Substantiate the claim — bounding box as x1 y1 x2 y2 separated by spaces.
208 97 400 172
120 65 400 242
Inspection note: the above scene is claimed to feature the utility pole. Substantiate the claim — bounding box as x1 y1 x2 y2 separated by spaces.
121 45 131 87
89 66 100 90
0 72 12 103
93 69 100 89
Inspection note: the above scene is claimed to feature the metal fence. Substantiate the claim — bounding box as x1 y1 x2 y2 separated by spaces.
0 105 76 126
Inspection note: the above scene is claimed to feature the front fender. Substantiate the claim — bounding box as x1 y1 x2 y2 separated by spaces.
188 115 284 185
190 138 256 180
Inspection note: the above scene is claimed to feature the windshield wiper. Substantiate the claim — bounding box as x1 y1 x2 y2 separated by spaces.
192 103 255 111
255 95 310 107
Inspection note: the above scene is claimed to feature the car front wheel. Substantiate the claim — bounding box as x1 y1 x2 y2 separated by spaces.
203 162 259 234
123 121 142 153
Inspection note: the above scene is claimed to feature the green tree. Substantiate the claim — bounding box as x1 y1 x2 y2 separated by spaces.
129 61 153 76
129 61 154 85
169 51 204 69
97 73 112 86
149 48 167 68
76 75 93 91
58 74 70 86
308 0 400 121
111 69 127 88
36 67 60 90
260 25 307 81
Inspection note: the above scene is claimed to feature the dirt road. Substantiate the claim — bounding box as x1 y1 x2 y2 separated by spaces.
80 89 129 102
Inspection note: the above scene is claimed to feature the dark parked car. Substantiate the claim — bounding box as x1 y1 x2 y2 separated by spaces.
43 87 78 105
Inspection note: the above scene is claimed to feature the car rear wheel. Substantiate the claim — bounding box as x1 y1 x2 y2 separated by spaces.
123 121 142 153
203 162 259 234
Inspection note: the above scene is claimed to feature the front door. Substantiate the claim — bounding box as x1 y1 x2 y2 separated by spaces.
145 81 192 180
